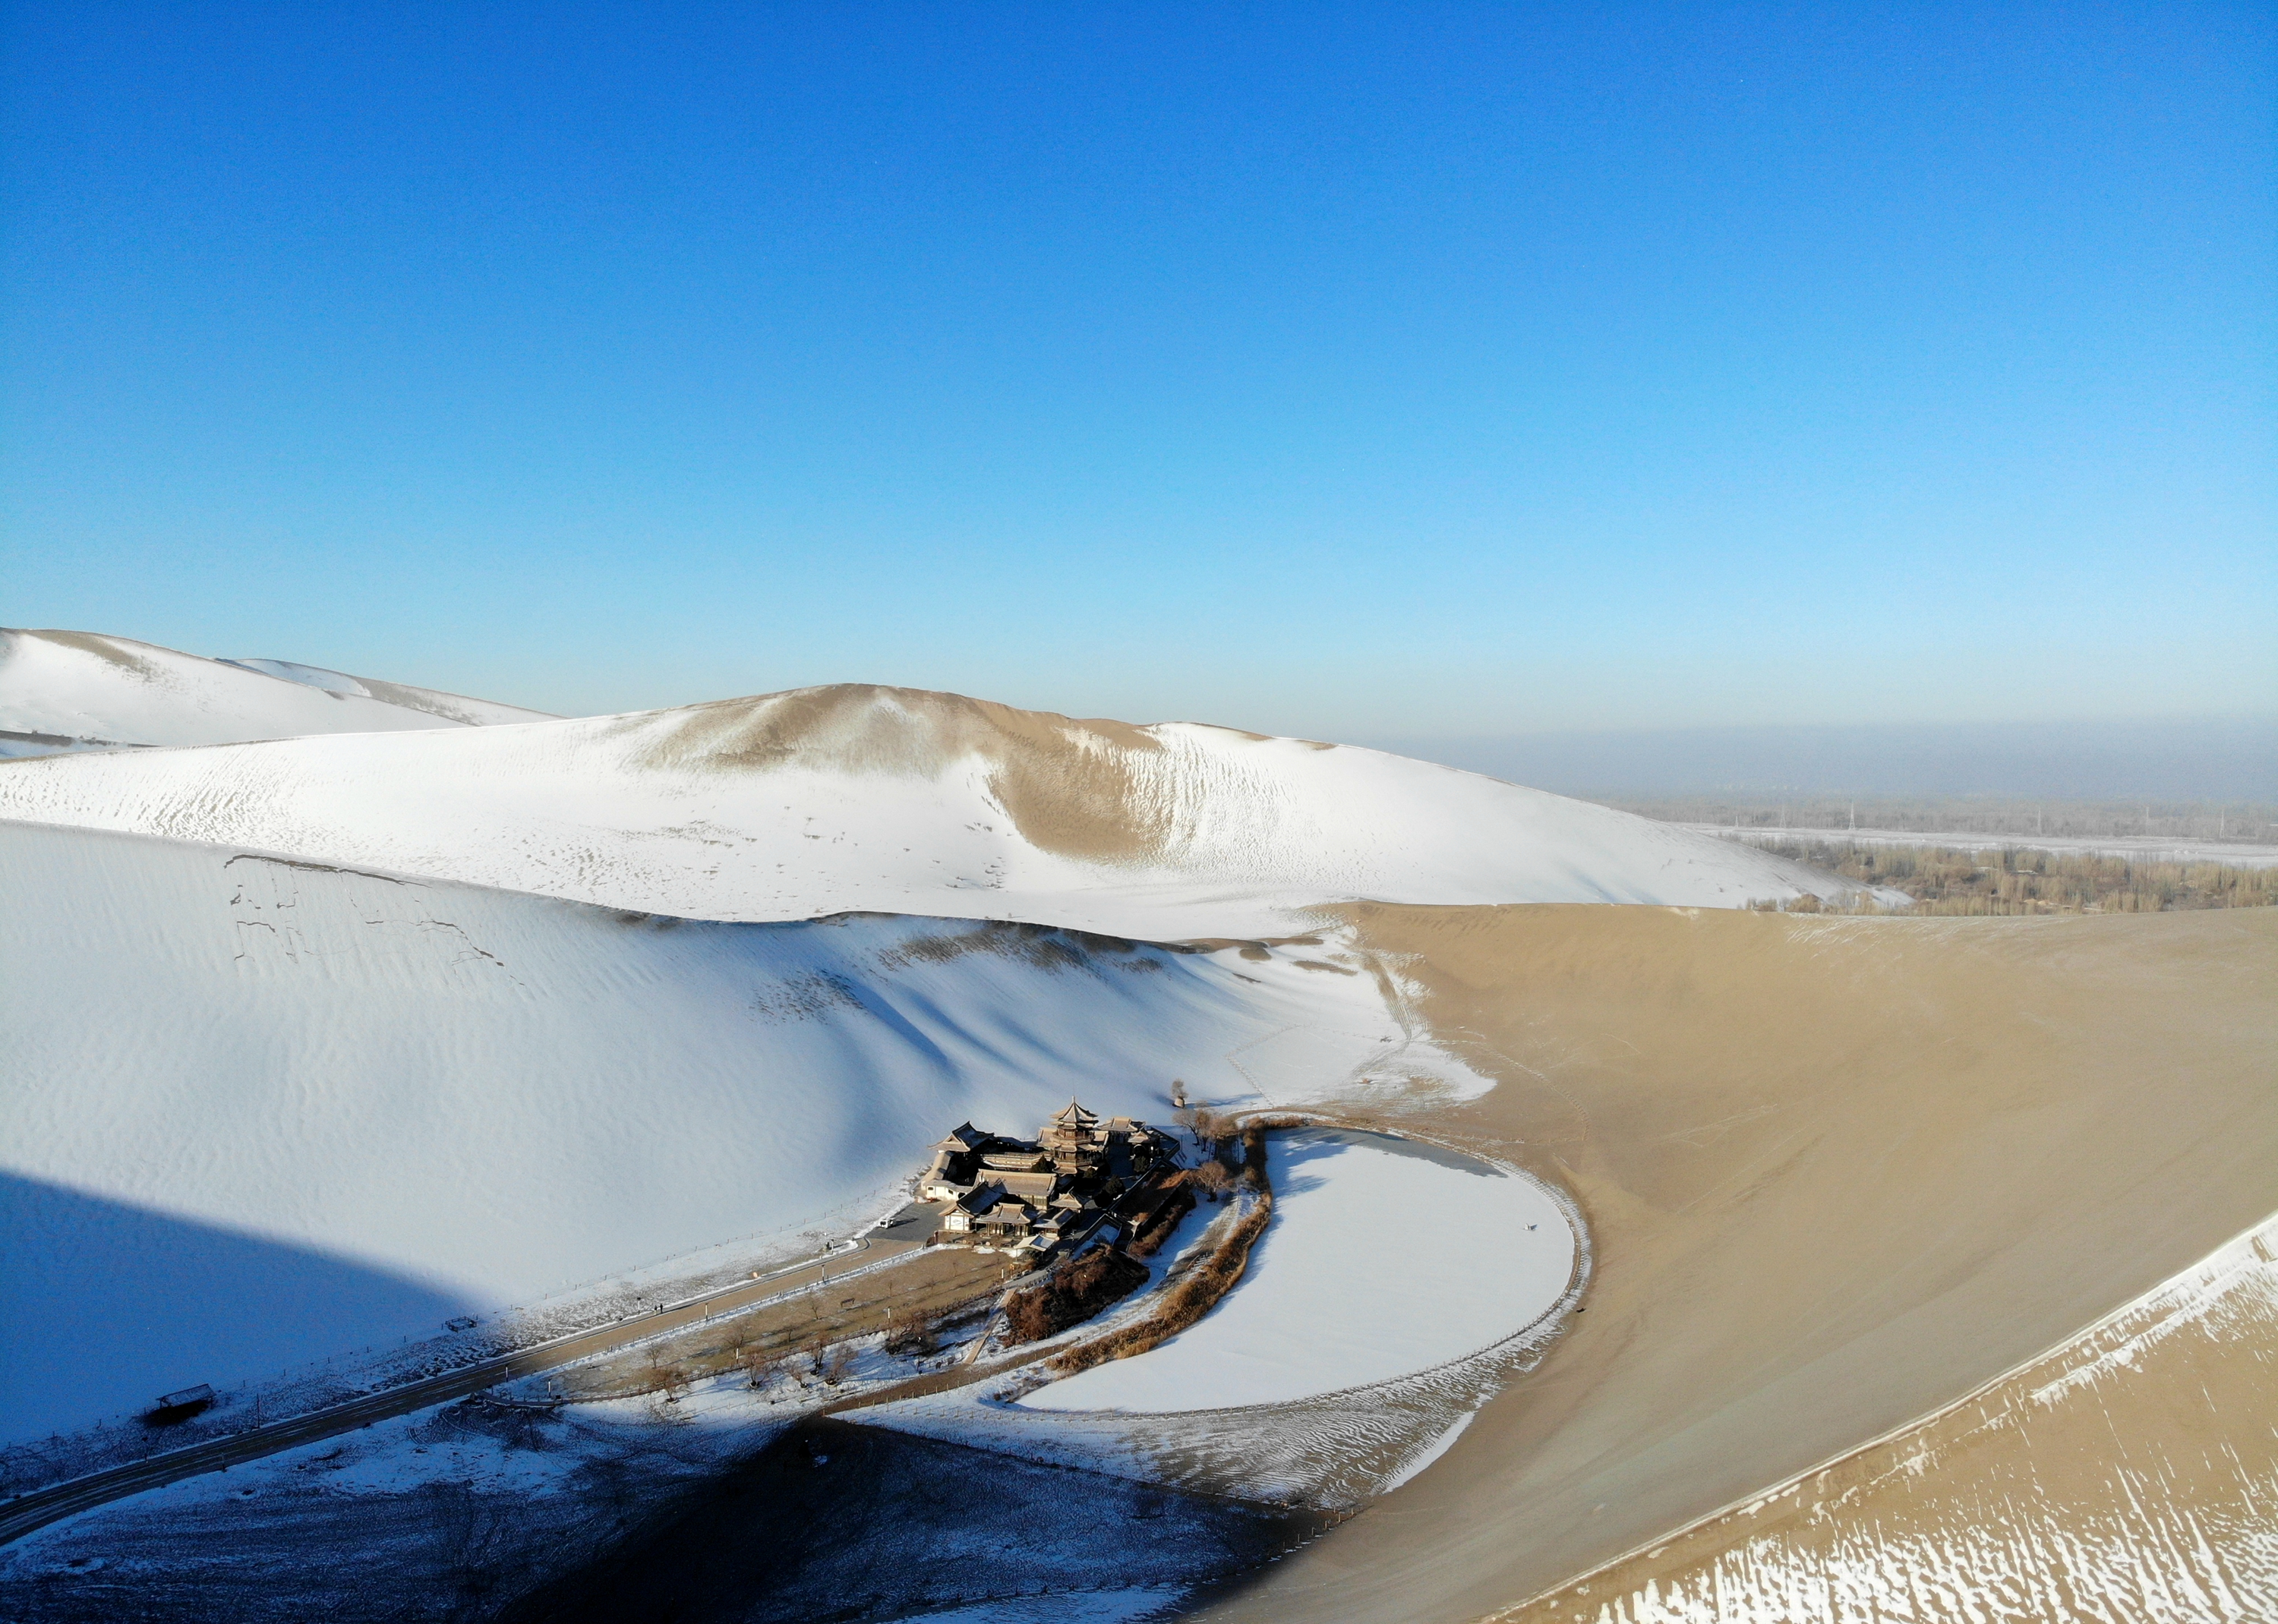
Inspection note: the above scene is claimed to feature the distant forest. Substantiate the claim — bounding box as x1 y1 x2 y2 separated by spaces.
1614 796 2276 844
1743 837 2276 916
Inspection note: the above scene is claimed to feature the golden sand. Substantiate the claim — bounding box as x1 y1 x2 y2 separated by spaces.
1201 906 2277 1622
1496 1215 2278 1622
626 683 1183 864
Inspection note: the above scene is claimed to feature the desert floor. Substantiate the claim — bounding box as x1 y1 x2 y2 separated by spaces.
1201 904 2277 1622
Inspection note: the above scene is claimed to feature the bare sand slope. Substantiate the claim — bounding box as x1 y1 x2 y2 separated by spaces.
1200 906 2277 1623
1498 1216 2278 1622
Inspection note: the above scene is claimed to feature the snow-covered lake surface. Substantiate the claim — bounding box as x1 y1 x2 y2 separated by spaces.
1024 1130 1575 1412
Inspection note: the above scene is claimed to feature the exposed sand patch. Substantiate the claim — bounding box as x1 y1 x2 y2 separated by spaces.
345 673 553 727
1198 906 2278 1623
626 685 1182 866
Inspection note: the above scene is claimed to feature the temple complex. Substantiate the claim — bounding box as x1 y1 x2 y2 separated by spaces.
918 1099 1179 1254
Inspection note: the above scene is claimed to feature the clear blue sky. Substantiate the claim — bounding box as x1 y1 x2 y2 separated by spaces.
4 2 2271 739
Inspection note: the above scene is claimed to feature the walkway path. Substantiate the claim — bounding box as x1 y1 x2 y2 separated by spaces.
0 1225 961 1548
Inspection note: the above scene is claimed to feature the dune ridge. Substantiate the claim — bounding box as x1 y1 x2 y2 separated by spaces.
1494 1209 2278 1622
0 627 552 753
0 681 1869 938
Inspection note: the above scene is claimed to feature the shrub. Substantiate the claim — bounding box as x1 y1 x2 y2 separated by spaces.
1052 1196 1271 1376
1043 1120 1289 1376
1179 1106 1237 1149
1127 1182 1197 1257
884 1317 939 1358
737 1344 787 1391
1003 1246 1150 1344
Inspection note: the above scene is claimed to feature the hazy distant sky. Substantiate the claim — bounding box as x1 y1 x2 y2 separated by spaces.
3 3 2271 739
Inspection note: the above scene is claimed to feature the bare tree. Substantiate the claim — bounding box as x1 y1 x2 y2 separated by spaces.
641 1347 689 1405
1181 1106 1235 1151
884 1314 939 1358
737 1342 786 1393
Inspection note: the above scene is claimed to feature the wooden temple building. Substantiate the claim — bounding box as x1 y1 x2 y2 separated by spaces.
919 1099 1179 1254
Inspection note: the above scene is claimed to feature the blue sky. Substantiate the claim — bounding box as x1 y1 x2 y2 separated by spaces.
3 2 2270 739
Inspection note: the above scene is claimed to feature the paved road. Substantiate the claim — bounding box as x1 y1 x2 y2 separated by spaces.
0 1232 933 1549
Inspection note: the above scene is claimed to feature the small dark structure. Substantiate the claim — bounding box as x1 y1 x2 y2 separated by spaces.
143 1383 216 1426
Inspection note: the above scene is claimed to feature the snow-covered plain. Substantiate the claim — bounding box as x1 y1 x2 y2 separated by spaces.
0 821 1481 1444
0 626 551 753
1026 1130 1575 1412
0 681 1860 936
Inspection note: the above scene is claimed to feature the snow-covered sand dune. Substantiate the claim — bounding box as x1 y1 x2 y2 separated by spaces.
0 683 1859 935
0 627 552 755
0 820 1477 1444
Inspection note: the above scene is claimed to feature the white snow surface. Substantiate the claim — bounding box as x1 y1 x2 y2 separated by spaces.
0 682 1852 936
0 627 552 752
1025 1130 1575 1412
0 821 1475 1444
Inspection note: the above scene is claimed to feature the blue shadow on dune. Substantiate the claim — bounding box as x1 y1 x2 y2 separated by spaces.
0 1171 475 1446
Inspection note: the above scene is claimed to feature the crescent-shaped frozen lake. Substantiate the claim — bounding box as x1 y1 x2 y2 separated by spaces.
1021 1127 1576 1413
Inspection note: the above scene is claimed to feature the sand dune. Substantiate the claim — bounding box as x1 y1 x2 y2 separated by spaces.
0 683 1869 938
5 650 2268 1617
0 627 551 754
1201 905 2278 1622
1498 1213 2278 1622
0 819 1468 1444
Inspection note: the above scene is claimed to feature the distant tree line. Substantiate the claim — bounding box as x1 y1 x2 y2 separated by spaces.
1744 838 2276 916
1611 796 2277 844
